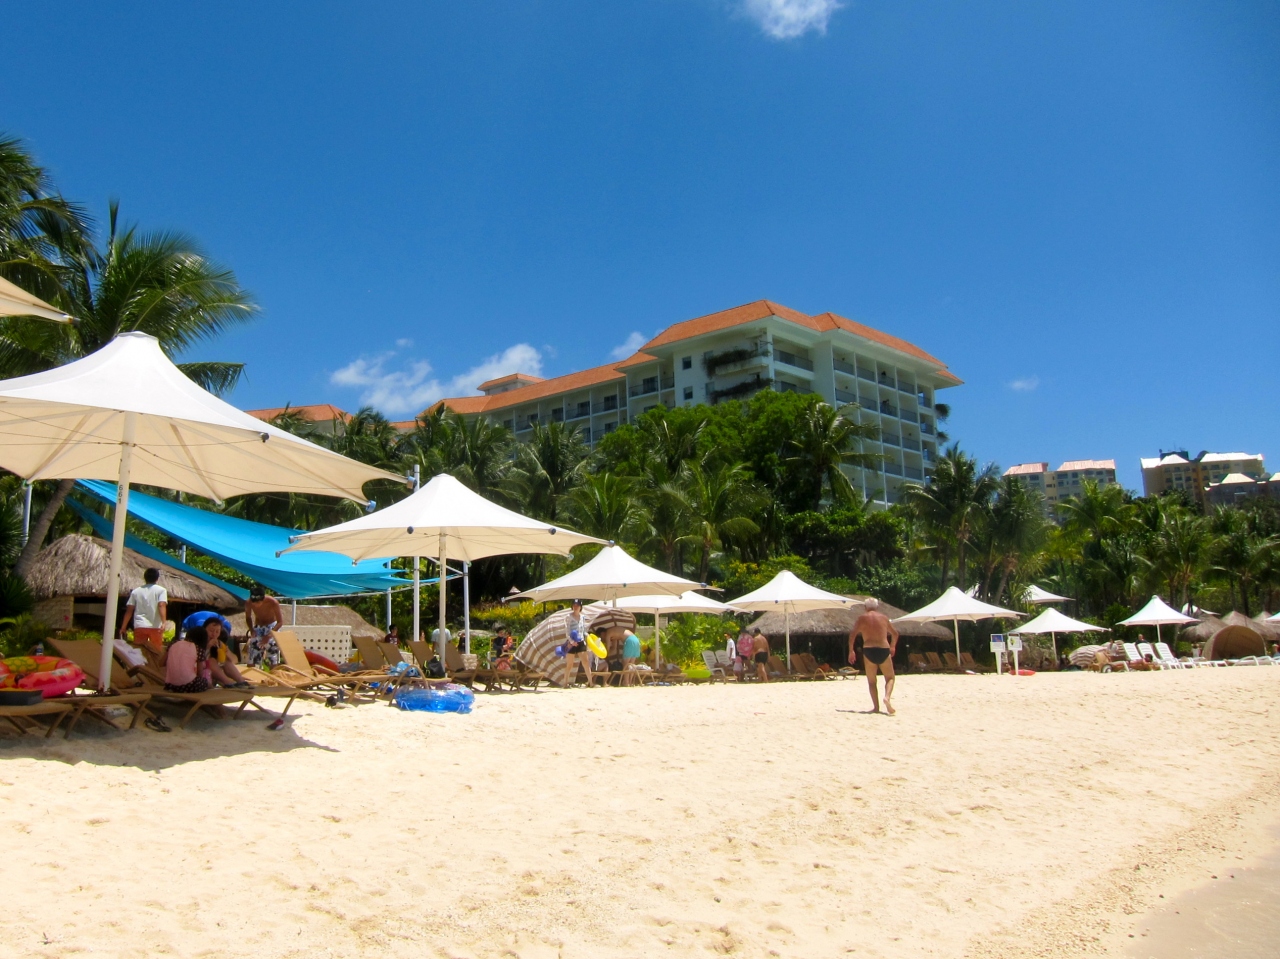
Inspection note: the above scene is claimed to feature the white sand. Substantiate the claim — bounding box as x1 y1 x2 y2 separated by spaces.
2 669 1278 958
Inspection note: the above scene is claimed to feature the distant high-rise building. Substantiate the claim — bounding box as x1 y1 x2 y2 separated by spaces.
1003 459 1118 516
1140 450 1266 508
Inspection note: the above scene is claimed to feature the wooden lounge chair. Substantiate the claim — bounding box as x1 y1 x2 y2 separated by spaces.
908 653 931 672
941 652 960 671
764 655 792 681
797 652 838 679
269 631 389 701
0 701 74 737
50 638 264 728
959 652 991 673
785 655 821 680
924 651 947 670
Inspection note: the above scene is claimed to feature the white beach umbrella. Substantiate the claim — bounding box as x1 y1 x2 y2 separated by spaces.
1023 584 1069 605
285 473 606 659
728 570 854 667
511 544 703 604
614 591 744 669
1116 595 1196 647
894 586 1024 668
0 275 73 323
1269 611 1280 624
0 332 400 687
1009 606 1107 661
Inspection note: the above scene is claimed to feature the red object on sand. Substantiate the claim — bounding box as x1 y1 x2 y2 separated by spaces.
304 650 340 673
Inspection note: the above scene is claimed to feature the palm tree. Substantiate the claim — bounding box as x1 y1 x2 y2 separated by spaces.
0 134 91 303
567 473 646 544
8 203 256 575
785 402 879 511
509 421 589 523
901 445 997 590
676 462 763 583
1144 503 1209 611
982 477 1048 604
1209 507 1278 615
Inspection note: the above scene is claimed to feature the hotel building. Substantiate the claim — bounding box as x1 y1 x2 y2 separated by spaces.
431 299 962 505
1003 459 1118 516
1140 451 1267 508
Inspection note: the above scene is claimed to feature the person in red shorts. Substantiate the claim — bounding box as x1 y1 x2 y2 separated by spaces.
119 567 167 654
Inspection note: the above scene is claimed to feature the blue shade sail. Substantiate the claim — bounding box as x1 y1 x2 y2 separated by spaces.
75 480 415 599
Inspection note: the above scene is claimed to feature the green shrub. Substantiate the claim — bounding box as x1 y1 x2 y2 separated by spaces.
470 600 559 638
0 614 52 658
0 572 34 619
658 614 735 668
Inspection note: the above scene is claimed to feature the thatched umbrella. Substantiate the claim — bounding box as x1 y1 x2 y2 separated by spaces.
750 600 954 665
25 534 238 607
1177 615 1227 644
225 604 384 642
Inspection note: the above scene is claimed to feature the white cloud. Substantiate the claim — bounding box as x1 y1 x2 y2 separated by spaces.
1008 376 1040 393
609 331 648 361
330 342 543 416
738 0 843 40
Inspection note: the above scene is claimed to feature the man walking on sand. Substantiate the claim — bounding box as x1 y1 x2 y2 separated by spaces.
849 598 899 714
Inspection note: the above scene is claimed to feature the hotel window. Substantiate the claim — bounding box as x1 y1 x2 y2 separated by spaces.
602 394 618 411
551 407 563 422
576 401 590 418
681 356 692 370
683 386 693 400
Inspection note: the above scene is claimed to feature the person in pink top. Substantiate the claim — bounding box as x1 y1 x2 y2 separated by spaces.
162 625 212 693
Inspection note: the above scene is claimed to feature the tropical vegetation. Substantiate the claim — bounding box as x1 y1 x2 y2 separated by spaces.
2 132 1278 664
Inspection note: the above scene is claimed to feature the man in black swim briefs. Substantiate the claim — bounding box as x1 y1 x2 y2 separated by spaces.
849 598 899 714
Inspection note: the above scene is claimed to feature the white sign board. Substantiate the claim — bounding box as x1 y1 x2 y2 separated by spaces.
1007 635 1023 652
989 633 1006 652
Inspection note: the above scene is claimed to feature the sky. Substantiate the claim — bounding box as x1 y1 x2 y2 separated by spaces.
5 1 1278 490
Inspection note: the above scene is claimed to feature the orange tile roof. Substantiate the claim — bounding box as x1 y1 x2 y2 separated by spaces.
477 372 545 391
812 312 951 370
247 403 349 423
1004 462 1049 476
641 299 817 350
428 362 625 418
429 395 491 415
614 351 660 370
1056 459 1117 472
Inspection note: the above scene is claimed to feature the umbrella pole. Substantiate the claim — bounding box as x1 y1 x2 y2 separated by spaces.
99 413 137 691
785 611 791 668
655 613 661 670
412 558 420 645
385 588 392 632
954 618 961 672
463 560 471 655
1051 631 1057 665
437 532 447 662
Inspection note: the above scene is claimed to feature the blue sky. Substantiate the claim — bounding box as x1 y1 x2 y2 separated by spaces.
5 1 1278 489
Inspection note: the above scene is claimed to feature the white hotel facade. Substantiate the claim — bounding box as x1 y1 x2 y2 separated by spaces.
433 300 961 505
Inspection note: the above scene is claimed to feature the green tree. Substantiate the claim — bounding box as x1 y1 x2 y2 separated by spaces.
784 402 880 511
7 203 257 576
901 445 998 590
567 472 647 543
676 462 763 583
510 421 589 523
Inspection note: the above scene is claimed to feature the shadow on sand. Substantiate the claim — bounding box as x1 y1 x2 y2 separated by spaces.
0 701 340 771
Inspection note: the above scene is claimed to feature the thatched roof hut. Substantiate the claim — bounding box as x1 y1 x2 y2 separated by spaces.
225 603 385 641
1180 612 1280 645
1177 615 1227 643
750 600 954 641
1203 625 1267 660
25 534 237 606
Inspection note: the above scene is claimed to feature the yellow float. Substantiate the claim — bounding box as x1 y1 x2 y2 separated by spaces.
585 632 607 659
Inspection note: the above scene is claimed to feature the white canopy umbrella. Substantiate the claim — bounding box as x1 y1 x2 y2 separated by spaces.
894 586 1024 668
1010 606 1107 661
729 570 854 667
614 591 743 669
511 544 703 604
0 276 73 322
1023 584 1069 605
0 332 400 687
1116 595 1196 646
285 473 606 659
1269 611 1280 624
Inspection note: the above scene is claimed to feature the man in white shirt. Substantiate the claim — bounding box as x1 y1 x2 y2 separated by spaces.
119 568 168 653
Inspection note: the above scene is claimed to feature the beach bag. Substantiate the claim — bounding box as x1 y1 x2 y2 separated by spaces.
425 656 446 679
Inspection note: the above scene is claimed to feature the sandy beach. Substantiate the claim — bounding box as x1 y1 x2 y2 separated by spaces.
2 669 1278 959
